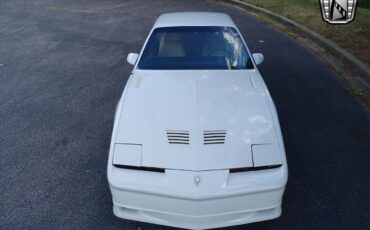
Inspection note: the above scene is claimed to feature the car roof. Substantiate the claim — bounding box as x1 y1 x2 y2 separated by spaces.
153 12 236 28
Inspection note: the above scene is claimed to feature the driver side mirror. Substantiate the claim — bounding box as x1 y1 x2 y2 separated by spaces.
252 53 264 65
127 53 139 66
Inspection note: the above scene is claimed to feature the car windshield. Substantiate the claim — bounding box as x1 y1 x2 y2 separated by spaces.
137 26 254 70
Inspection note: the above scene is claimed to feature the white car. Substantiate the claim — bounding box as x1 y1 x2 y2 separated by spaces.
108 12 288 230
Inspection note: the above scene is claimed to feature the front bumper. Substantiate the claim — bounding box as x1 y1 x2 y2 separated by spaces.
108 165 287 229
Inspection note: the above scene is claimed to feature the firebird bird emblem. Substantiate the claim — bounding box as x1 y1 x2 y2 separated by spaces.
194 176 201 186
319 0 358 24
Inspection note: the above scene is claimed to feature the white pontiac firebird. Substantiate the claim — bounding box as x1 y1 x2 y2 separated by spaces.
108 12 288 230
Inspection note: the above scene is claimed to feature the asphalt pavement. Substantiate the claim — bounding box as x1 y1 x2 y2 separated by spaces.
0 0 369 229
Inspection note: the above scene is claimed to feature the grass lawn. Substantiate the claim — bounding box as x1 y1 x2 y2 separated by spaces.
241 0 370 65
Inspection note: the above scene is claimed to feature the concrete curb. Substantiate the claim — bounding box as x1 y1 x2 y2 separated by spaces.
226 0 370 82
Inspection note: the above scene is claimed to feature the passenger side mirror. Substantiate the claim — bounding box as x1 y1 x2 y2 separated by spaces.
252 53 264 65
127 53 139 66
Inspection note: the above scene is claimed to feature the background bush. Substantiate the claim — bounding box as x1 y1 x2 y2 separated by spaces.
359 0 370 8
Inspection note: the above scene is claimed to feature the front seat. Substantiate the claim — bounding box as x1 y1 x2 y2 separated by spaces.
158 33 185 57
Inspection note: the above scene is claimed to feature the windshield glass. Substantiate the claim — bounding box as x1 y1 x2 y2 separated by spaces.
137 26 254 70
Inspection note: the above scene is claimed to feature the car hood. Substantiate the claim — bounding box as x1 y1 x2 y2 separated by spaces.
115 70 280 170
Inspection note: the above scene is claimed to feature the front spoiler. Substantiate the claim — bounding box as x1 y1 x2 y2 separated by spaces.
108 165 287 229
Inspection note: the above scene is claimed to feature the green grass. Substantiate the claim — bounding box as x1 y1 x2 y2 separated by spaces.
242 0 370 65
351 86 365 96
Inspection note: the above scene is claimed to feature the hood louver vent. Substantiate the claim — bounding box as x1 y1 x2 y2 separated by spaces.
166 130 189 144
204 130 226 145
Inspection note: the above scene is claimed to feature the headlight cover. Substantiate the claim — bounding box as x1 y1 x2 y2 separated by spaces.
113 144 142 166
252 144 282 167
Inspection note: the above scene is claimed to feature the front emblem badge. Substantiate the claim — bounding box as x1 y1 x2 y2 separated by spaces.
319 0 358 24
194 176 201 186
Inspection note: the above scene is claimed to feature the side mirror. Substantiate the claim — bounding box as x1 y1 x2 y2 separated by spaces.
252 53 264 65
127 53 139 66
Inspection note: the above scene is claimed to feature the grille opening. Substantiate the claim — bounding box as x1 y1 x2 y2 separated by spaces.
113 164 165 173
167 130 189 144
204 130 226 144
229 164 282 173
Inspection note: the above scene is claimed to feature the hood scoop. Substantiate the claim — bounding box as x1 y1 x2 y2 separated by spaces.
204 130 226 145
166 130 189 144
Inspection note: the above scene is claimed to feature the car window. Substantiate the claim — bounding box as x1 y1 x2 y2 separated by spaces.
137 26 254 70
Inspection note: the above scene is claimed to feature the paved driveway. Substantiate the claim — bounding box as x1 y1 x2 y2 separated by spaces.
0 0 369 229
